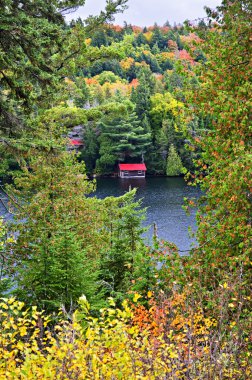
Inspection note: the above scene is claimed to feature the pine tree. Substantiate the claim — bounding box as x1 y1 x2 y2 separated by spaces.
166 144 184 176
7 152 105 312
99 190 147 301
98 111 151 169
81 124 99 173
134 72 151 121
135 32 148 46
91 30 108 47
151 27 165 49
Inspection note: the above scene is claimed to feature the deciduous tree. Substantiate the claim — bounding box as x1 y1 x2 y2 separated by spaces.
189 0 252 276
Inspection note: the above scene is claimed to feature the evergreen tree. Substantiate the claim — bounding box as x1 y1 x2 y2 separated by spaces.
103 60 124 77
81 124 99 173
7 152 105 312
0 0 85 137
134 70 151 120
99 190 147 301
175 33 184 50
150 27 165 49
98 111 151 170
141 52 162 73
151 42 160 55
166 144 184 176
142 114 152 135
0 0 127 140
73 76 90 108
91 30 109 47
163 20 171 27
135 32 148 46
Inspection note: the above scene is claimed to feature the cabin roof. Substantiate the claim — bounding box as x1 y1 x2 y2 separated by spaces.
69 138 83 146
119 163 147 171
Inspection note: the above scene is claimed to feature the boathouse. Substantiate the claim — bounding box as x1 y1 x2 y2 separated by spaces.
118 163 147 178
67 125 84 151
67 138 84 151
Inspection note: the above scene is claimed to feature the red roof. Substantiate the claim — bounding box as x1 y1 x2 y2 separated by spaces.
69 139 83 146
119 163 147 171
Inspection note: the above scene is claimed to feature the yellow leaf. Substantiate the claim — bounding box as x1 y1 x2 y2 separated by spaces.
133 293 141 303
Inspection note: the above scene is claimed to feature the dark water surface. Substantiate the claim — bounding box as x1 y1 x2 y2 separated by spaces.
0 177 201 252
94 177 201 252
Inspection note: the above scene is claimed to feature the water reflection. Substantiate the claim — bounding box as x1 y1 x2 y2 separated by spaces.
94 177 201 252
118 177 147 192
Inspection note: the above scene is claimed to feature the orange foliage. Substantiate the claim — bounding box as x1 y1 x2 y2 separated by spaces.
107 24 123 32
157 52 175 62
85 77 98 85
85 38 91 46
103 81 131 96
154 73 163 81
168 39 178 51
159 26 170 33
131 291 217 362
142 49 150 55
130 78 139 88
132 25 143 33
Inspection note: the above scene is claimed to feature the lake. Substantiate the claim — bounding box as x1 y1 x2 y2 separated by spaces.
93 177 201 252
0 177 201 252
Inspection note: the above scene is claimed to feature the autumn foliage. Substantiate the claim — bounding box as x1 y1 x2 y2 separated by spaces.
1 1 252 379
0 287 251 380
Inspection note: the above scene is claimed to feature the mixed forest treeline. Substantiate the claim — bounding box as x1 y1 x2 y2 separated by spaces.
64 20 209 175
0 0 251 378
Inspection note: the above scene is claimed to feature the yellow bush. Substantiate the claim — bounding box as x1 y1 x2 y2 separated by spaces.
0 296 250 379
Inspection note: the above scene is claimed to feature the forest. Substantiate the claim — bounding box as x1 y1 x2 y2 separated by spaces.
0 0 251 378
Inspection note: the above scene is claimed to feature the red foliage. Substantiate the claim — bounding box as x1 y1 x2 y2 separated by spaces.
178 49 195 64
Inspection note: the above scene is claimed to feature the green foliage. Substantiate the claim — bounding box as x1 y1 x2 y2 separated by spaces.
134 68 153 120
91 29 108 47
0 0 129 173
166 144 185 176
150 92 185 131
0 4 251 377
0 218 14 295
95 70 124 85
5 152 105 312
0 0 86 137
80 124 99 173
97 110 151 172
99 190 147 301
189 0 252 275
4 150 148 312
73 76 90 107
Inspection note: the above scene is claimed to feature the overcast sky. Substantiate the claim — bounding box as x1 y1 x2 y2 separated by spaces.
65 0 221 26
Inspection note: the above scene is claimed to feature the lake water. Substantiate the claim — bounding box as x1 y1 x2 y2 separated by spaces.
93 177 201 252
0 177 201 252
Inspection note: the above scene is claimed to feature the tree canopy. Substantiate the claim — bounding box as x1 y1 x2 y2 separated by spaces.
190 0 252 272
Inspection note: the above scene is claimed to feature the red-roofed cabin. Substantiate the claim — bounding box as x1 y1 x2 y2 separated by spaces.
119 163 147 178
68 138 84 150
